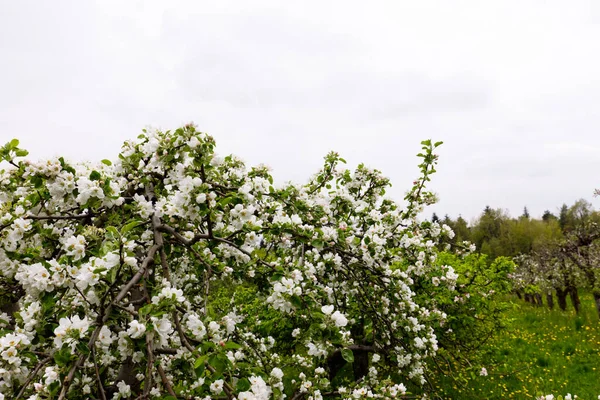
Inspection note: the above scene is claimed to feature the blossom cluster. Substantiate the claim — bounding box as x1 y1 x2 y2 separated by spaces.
0 127 465 399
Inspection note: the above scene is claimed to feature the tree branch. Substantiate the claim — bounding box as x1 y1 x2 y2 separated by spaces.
26 212 94 220
15 357 51 399
92 345 108 400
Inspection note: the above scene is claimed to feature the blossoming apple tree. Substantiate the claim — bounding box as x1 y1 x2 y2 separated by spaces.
0 125 487 399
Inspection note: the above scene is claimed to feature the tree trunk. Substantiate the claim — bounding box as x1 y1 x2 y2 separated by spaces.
515 291 522 300
594 292 600 320
327 351 346 382
546 292 554 310
556 288 568 311
106 286 146 396
352 350 370 381
327 345 373 382
569 287 580 314
534 293 543 307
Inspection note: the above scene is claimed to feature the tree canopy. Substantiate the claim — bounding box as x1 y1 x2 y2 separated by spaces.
0 127 513 400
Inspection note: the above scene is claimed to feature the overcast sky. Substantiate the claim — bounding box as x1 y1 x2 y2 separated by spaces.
1 1 599 222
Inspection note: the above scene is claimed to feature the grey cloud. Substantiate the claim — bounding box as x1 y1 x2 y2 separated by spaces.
2 0 600 220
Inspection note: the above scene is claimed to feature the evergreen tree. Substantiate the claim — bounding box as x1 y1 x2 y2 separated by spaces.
542 210 556 222
442 214 453 227
559 203 569 231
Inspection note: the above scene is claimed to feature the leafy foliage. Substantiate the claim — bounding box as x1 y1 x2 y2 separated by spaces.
0 126 491 399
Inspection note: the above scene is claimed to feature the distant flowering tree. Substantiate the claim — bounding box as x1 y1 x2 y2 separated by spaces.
559 221 600 318
512 248 585 312
511 199 600 318
0 126 490 399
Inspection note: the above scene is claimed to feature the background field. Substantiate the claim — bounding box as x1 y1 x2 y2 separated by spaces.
434 293 600 399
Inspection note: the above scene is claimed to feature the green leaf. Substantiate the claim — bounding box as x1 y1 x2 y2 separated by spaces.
15 149 29 157
311 239 324 249
224 341 242 350
101 159 112 166
201 341 216 353
106 226 120 238
54 348 73 367
150 308 166 317
89 171 101 181
236 378 251 392
194 354 208 370
76 341 90 355
21 351 38 364
138 304 152 317
41 292 57 312
311 312 325 322
108 267 118 283
271 272 284 282
341 348 354 363
31 175 43 188
208 354 227 376
121 220 142 235
218 196 234 206
59 158 76 174
9 139 19 149
290 295 303 309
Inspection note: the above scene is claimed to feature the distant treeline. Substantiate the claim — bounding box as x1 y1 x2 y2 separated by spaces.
434 199 600 318
432 200 597 260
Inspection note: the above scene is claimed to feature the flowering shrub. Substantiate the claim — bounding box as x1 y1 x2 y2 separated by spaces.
0 126 477 399
430 253 514 358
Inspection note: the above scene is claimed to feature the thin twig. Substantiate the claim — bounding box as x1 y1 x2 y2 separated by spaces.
15 357 51 399
157 364 177 397
26 213 94 220
144 333 154 397
92 346 108 400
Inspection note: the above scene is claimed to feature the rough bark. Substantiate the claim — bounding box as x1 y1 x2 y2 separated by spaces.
327 344 375 382
546 292 554 310
556 288 568 311
534 293 543 307
569 286 581 314
105 286 146 396
352 349 370 381
594 292 600 320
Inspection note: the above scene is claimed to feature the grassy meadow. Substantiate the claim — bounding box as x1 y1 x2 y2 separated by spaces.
433 292 600 399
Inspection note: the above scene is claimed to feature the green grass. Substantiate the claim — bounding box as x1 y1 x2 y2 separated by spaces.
433 292 600 399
